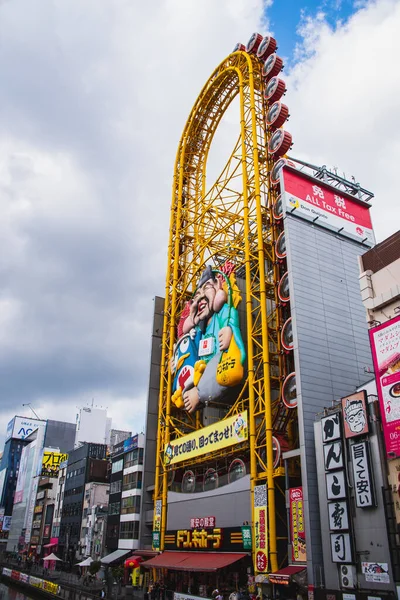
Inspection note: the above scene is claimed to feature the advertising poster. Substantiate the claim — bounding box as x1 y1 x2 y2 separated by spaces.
254 484 268 573
0 469 6 503
169 263 246 415
152 499 162 551
281 167 375 245
14 444 30 504
164 411 248 466
362 562 390 584
41 450 67 478
369 316 400 458
5 418 14 442
342 391 369 438
5 416 43 441
290 487 306 562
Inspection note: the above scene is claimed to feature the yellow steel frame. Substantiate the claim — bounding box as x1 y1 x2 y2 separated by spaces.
154 51 288 573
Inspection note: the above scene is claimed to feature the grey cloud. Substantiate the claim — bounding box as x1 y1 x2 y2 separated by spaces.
0 0 267 444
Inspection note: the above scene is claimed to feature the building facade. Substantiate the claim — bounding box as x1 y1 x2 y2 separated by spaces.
6 419 75 555
58 442 108 563
105 434 144 554
80 482 109 559
75 407 112 448
0 416 46 542
314 393 397 598
145 31 378 598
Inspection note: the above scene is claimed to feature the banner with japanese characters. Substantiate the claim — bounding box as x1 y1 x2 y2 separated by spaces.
281 167 375 245
152 499 162 551
321 410 354 564
290 487 306 562
369 316 400 459
164 411 248 466
164 526 247 552
254 484 268 573
350 441 375 508
41 450 68 478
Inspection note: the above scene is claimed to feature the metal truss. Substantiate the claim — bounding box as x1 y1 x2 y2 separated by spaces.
154 50 294 573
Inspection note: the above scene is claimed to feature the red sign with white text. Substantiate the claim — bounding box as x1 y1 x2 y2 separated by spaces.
282 168 375 245
290 487 306 562
369 316 400 458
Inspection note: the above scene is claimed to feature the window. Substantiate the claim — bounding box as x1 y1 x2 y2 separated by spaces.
112 459 123 474
110 480 122 495
107 523 118 539
122 472 142 492
119 521 139 540
108 502 120 516
124 448 144 469
121 495 141 515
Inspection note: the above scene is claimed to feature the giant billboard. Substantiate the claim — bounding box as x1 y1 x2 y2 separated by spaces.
41 449 67 478
369 315 400 458
169 264 246 414
5 416 44 442
280 167 375 246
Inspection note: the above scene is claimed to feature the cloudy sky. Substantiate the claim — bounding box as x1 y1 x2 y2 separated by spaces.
0 0 398 446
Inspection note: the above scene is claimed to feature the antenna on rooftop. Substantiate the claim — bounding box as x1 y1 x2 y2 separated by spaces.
22 403 41 420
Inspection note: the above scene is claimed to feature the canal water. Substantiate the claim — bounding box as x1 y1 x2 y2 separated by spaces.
0 582 36 600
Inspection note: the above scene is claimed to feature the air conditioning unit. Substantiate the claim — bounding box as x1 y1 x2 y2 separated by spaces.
339 564 356 589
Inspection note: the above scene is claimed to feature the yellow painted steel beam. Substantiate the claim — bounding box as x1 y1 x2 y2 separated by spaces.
154 49 287 571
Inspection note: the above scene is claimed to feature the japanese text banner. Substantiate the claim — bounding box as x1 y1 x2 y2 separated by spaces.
41 451 68 478
164 412 248 466
254 484 268 573
282 168 375 245
290 487 306 562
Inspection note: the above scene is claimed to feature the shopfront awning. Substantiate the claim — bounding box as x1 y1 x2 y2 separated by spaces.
101 549 131 565
142 551 247 572
268 565 306 585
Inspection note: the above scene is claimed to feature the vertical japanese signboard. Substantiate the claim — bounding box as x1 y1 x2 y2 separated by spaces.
152 499 162 551
321 412 354 564
253 484 268 573
350 441 375 508
369 316 400 459
289 487 306 562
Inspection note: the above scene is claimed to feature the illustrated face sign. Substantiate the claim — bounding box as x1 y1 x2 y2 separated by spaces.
170 263 246 413
342 392 368 438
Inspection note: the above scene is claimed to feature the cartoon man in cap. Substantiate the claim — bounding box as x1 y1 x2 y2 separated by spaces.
174 265 246 413
343 398 366 434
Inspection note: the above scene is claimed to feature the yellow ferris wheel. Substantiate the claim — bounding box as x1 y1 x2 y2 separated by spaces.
154 32 297 574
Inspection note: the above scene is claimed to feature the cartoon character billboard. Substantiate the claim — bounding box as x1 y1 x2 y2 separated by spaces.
341 391 369 438
170 263 246 413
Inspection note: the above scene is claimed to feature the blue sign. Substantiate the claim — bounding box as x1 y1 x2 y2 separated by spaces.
124 435 138 453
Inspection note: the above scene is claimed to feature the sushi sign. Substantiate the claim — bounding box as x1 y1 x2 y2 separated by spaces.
321 412 354 564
